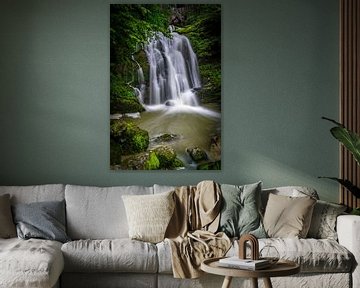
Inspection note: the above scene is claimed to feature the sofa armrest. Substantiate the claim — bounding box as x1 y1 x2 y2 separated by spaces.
337 215 360 288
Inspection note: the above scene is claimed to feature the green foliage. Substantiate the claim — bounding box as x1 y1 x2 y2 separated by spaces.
198 63 221 104
110 74 144 114
177 5 221 61
322 117 360 165
111 4 171 113
111 4 170 75
351 207 360 215
176 5 221 105
320 117 360 199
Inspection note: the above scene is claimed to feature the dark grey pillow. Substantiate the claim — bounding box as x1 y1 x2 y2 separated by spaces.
218 182 266 238
12 200 70 243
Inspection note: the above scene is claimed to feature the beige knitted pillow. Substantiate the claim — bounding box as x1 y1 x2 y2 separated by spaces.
263 193 316 238
122 191 175 243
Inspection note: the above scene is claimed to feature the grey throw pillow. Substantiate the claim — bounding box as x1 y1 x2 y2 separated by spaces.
12 200 70 243
307 200 347 240
0 194 17 238
218 182 266 238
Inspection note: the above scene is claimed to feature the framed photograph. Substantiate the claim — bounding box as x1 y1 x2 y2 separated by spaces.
110 4 221 170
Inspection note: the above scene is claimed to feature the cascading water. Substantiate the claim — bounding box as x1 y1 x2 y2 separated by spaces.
144 31 201 108
131 55 146 105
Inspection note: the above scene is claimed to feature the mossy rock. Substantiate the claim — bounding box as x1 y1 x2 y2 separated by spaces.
110 97 145 114
110 120 149 155
186 146 208 162
153 146 176 168
152 133 179 143
121 152 150 170
153 145 184 169
110 139 122 165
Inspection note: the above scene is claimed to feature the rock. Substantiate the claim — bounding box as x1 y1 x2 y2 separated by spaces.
153 146 177 168
121 152 150 170
186 147 208 162
110 97 145 114
152 133 179 143
164 100 177 106
110 120 149 155
119 146 184 170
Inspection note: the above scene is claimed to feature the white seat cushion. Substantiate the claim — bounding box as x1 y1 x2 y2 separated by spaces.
228 238 354 273
0 238 64 288
157 238 353 274
62 239 158 273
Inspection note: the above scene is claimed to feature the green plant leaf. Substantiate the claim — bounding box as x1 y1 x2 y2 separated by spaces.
322 117 360 165
318 177 360 198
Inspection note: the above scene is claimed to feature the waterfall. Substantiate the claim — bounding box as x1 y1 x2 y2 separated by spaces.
131 55 146 104
144 32 201 107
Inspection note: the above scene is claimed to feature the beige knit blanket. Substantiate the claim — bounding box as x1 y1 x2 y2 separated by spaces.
165 180 231 279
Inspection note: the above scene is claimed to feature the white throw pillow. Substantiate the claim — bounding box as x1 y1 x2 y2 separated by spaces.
122 191 175 243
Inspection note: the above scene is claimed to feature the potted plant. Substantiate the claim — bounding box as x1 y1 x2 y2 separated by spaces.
320 117 360 215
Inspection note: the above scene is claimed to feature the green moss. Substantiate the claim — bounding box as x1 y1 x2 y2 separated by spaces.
151 146 184 169
110 74 145 114
110 119 149 155
173 158 185 168
153 146 176 168
144 151 160 170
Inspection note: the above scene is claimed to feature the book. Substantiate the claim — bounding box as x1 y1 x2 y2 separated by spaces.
218 257 271 270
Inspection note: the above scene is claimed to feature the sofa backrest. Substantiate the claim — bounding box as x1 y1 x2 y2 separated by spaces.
0 184 65 204
65 184 153 240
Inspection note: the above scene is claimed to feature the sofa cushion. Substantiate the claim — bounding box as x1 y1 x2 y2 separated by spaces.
61 239 158 273
0 238 64 288
61 273 157 288
260 238 353 273
218 182 266 238
65 185 153 239
157 237 353 274
263 193 316 238
0 184 65 204
0 194 16 238
307 200 347 240
12 200 70 243
122 191 175 243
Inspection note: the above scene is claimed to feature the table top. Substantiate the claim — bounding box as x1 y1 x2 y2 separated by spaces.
201 257 300 278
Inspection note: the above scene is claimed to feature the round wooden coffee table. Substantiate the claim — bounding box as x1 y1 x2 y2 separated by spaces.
201 257 300 288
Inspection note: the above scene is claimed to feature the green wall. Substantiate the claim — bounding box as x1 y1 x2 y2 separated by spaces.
0 0 340 202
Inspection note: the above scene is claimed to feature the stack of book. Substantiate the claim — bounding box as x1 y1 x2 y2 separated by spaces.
218 257 271 270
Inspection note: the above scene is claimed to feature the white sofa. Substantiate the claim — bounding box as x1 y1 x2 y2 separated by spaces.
0 183 359 288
